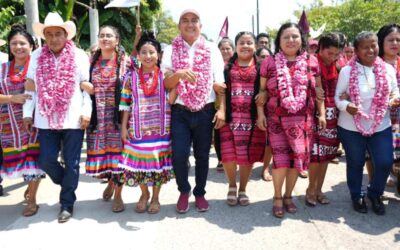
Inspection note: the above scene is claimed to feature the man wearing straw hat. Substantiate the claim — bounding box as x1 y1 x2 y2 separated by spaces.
23 12 92 223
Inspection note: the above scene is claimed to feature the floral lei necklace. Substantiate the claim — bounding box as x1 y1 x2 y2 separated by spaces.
9 57 30 84
37 40 76 129
275 51 309 113
348 56 389 136
172 35 211 111
139 66 159 96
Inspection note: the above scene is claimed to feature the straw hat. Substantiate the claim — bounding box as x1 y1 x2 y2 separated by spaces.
33 12 76 40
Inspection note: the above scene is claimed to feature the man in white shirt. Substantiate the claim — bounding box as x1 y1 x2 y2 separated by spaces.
162 9 225 213
23 12 92 223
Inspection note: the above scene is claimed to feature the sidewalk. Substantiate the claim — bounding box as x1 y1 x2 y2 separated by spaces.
0 149 399 250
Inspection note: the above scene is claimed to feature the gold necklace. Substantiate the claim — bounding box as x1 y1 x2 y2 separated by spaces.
362 65 374 90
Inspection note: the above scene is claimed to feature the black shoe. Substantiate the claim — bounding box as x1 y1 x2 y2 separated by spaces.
352 197 368 213
368 196 385 215
0 185 3 196
58 207 73 223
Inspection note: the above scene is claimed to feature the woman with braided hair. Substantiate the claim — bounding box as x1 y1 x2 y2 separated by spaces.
81 25 128 213
118 31 174 214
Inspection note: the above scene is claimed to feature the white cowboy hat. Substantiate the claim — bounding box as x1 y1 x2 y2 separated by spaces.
33 12 76 40
0 39 5 47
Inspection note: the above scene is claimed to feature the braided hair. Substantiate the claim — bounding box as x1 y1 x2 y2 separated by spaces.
89 25 125 131
224 31 259 162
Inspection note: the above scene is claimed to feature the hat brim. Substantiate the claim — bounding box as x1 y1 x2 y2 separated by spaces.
33 21 76 40
0 39 5 47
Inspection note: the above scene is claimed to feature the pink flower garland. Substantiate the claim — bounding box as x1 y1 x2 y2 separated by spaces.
171 35 211 111
348 57 389 136
36 40 76 129
275 51 309 113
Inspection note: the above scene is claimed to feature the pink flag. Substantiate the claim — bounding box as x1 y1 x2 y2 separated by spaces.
218 17 229 39
298 10 309 34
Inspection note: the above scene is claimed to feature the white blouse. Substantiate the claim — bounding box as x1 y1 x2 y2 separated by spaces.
335 61 399 133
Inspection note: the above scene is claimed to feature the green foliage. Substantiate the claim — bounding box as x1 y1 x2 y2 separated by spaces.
2 0 161 53
155 11 179 44
0 0 25 47
304 0 400 42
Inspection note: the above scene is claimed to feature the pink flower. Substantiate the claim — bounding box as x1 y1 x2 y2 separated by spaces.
275 51 309 113
171 36 212 111
37 40 76 129
348 57 389 136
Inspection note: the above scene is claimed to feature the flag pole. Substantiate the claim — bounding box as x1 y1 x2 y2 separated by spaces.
136 4 140 25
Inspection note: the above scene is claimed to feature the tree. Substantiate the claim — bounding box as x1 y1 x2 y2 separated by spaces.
155 11 179 44
0 0 162 53
302 0 400 42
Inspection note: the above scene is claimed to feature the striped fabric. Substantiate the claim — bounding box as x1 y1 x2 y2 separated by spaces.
118 69 173 186
85 62 123 176
220 63 265 165
0 62 43 179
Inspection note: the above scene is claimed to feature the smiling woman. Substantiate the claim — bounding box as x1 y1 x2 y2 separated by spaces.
0 24 44 217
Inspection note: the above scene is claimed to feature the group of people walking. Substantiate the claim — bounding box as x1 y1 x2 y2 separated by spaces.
0 8 399 223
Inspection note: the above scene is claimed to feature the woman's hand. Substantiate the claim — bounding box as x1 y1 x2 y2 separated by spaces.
346 103 358 115
10 94 32 104
318 115 327 131
255 90 267 106
121 127 129 142
256 114 267 131
213 109 226 129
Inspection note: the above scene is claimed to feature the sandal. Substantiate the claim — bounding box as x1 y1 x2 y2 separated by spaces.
317 193 330 205
272 196 284 218
305 188 317 207
216 162 224 173
299 171 308 178
112 199 125 213
238 191 250 206
261 170 273 182
22 202 39 217
226 187 238 206
135 195 150 213
283 196 297 213
102 182 114 201
330 157 340 164
147 200 161 214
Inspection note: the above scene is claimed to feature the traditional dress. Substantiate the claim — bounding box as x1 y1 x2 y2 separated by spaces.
220 61 265 165
118 68 173 187
389 57 400 161
311 55 339 162
261 53 319 172
85 57 124 179
0 62 43 180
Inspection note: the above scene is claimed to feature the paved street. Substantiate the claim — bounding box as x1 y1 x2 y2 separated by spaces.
0 146 399 250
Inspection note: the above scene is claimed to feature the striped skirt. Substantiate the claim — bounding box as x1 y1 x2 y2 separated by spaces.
118 134 174 187
0 142 44 180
